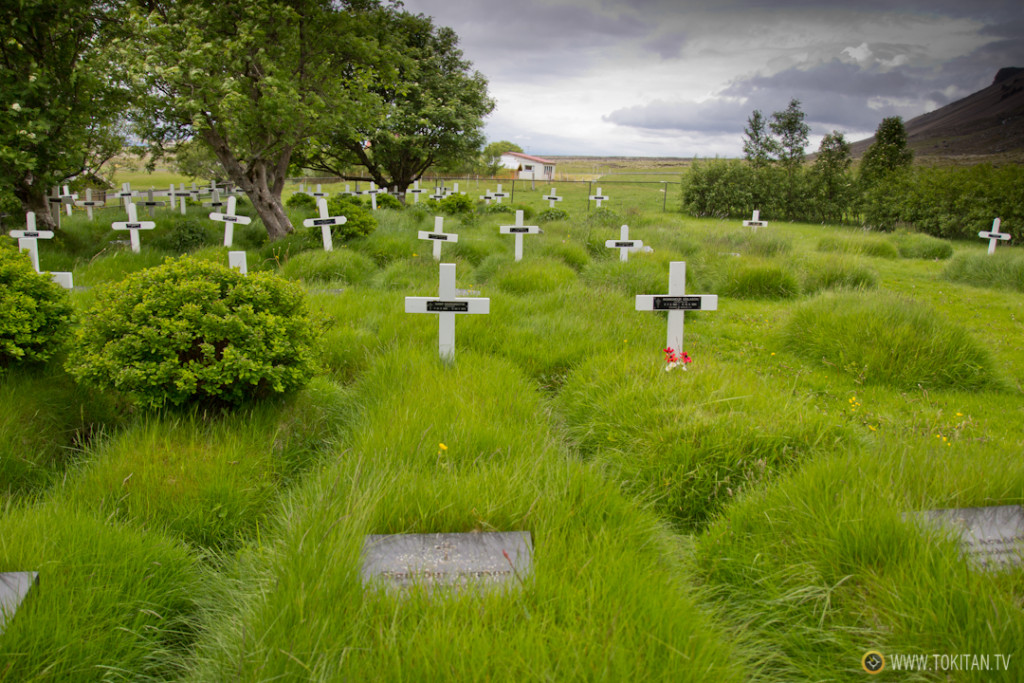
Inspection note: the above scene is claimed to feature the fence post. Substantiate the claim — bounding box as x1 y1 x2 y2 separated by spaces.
587 181 592 212
511 179 515 204
663 181 668 212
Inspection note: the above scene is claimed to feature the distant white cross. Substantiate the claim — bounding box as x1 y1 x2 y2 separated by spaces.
743 209 768 231
979 218 1011 255
110 182 136 211
491 184 510 204
605 224 643 262
635 261 718 353
479 189 493 205
405 263 490 361
431 188 446 201
203 189 227 211
311 183 329 199
112 202 156 253
361 182 383 211
418 216 459 260
138 188 166 218
542 188 562 208
407 181 426 204
589 187 609 208
75 188 105 220
499 210 541 262
9 212 54 272
229 251 248 275
170 184 192 215
47 187 64 226
303 198 347 251
209 195 253 247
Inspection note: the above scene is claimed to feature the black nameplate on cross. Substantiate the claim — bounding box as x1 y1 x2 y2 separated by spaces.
427 301 469 313
653 296 704 311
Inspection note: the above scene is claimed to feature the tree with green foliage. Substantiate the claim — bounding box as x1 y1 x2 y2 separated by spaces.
482 140 523 175
171 138 226 183
769 99 810 218
810 131 854 224
1 245 73 369
859 116 913 186
0 0 127 229
742 110 777 168
121 0 393 241
297 10 493 201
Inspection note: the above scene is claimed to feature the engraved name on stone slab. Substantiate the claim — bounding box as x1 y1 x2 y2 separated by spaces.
912 505 1024 569
361 531 532 591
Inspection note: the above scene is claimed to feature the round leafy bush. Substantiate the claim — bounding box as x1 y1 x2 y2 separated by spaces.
375 192 402 210
1 247 73 369
285 192 317 210
537 208 569 222
481 202 514 215
66 257 319 408
150 216 213 253
438 193 474 215
325 195 377 240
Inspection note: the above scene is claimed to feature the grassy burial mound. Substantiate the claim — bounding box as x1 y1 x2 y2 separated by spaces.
1 190 1022 681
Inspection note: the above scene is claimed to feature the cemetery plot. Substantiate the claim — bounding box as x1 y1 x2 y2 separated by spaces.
978 218 1011 254
361 531 533 592
499 210 541 262
405 263 489 361
636 261 717 353
605 224 643 262
0 572 38 635
417 216 458 260
910 505 1024 569
302 198 346 251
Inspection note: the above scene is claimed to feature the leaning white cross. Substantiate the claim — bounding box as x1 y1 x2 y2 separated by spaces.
303 198 346 252
361 182 383 211
74 188 105 220
979 218 1011 255
589 187 609 208
407 181 427 204
743 209 768 231
542 188 562 208
9 212 53 272
605 224 643 262
500 210 541 262
418 216 459 261
491 184 510 204
112 202 156 253
635 261 718 354
209 196 253 247
405 263 490 362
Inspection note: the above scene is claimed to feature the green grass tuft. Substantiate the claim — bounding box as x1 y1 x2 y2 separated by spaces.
942 250 1024 292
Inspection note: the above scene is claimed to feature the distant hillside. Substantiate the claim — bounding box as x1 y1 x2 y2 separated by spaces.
850 67 1024 165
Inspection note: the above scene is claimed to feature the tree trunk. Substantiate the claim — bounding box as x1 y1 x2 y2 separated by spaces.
203 129 295 241
14 180 58 231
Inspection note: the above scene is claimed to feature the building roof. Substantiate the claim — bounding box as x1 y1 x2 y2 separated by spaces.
501 152 556 165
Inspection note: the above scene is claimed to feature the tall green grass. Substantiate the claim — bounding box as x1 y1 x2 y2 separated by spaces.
943 250 1024 292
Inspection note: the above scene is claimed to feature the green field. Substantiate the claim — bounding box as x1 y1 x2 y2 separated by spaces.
2 193 1023 681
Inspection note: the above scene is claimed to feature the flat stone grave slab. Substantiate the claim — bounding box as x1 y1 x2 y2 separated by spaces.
910 505 1024 569
362 531 532 592
0 572 38 634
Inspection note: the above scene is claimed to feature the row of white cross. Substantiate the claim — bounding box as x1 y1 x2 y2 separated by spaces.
407 260 715 362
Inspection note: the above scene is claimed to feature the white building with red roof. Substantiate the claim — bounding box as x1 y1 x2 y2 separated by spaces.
498 152 556 180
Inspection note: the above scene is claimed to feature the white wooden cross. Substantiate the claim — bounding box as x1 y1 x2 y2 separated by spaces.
635 261 718 354
605 224 643 262
188 182 201 202
479 189 493 205
209 195 253 247
743 209 768 231
112 203 156 253
138 188 166 218
418 216 459 260
405 263 489 361
542 188 562 208
361 182 383 211
48 187 64 226
491 184 510 204
343 184 354 196
74 188 105 220
979 218 1011 255
589 187 609 208
109 182 136 211
229 251 248 275
203 189 227 211
60 185 76 216
430 188 445 201
407 180 426 204
303 198 346 252
500 210 541 262
9 212 54 272
311 183 329 199
170 184 192 215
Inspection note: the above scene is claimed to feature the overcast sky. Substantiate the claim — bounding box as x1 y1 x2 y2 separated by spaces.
397 0 1024 157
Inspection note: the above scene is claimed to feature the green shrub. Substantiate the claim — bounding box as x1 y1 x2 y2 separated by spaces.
892 231 954 260
280 248 376 285
583 206 623 228
438 193 474 215
66 257 319 408
537 207 569 222
720 263 800 299
325 195 378 240
285 191 317 209
942 251 1024 293
150 216 214 253
480 202 514 215
0 248 73 369
782 291 1001 391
